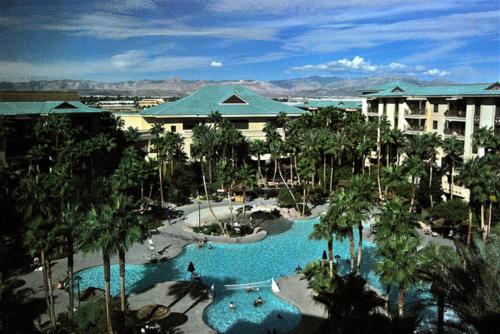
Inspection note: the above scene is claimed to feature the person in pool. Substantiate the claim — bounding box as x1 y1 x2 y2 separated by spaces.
229 301 236 310
208 243 213 249
253 296 263 307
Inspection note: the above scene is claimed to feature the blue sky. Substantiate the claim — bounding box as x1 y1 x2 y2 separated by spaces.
0 0 498 82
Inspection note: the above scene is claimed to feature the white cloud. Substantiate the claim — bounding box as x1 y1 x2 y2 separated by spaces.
0 51 211 81
111 50 146 68
424 68 450 77
210 61 223 67
289 56 450 77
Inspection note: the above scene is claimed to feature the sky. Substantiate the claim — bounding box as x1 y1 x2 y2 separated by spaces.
0 0 499 83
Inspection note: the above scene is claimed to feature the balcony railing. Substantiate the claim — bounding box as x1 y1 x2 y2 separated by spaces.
404 109 426 118
445 109 466 118
444 127 465 137
405 125 426 132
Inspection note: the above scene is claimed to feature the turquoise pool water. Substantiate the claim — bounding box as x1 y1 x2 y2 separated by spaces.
75 217 381 333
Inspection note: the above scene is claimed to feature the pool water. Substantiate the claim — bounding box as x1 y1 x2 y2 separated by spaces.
76 217 381 333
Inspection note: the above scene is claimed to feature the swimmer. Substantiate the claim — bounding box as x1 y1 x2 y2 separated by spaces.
277 313 283 320
208 243 213 249
257 296 263 305
229 301 236 310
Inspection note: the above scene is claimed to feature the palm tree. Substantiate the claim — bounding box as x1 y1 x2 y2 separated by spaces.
18 173 58 327
402 156 426 212
309 213 337 277
249 139 267 184
373 198 418 244
110 195 144 312
233 163 257 216
420 237 500 333
423 132 442 208
192 124 227 235
81 202 124 334
375 234 427 318
458 157 484 245
150 123 165 207
348 175 375 271
312 273 386 333
473 126 496 156
442 136 464 198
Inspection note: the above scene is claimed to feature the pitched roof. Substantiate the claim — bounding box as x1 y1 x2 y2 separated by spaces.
0 101 103 116
141 85 306 117
363 82 500 97
300 100 362 110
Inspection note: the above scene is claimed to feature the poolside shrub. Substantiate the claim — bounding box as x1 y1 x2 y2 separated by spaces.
277 186 301 208
72 299 126 334
308 186 329 206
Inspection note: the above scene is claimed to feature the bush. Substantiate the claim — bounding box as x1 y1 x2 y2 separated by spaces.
72 299 126 334
309 186 329 206
277 186 301 208
432 199 468 226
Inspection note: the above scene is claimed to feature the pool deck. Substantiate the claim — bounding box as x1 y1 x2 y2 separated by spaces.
274 275 327 334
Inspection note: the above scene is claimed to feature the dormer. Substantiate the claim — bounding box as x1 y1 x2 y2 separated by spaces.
220 94 248 105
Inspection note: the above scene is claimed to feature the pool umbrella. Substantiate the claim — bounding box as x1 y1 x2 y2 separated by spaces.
137 304 171 323
187 261 195 273
322 250 328 260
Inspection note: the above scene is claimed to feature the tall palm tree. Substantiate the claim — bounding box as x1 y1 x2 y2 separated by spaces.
111 195 144 312
81 202 124 334
309 213 337 277
18 173 58 327
192 124 227 235
375 234 427 318
442 136 464 198
249 139 267 184
150 123 165 207
348 175 375 271
423 132 442 208
402 156 426 212
458 157 484 245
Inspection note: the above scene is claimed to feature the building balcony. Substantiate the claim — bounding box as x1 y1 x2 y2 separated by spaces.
445 109 466 121
444 127 465 139
404 125 426 134
404 109 427 119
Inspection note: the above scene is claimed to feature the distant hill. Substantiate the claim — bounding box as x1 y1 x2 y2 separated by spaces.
0 76 455 98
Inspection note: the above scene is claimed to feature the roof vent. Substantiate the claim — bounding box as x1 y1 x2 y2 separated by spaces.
391 87 404 93
221 95 248 104
485 82 500 91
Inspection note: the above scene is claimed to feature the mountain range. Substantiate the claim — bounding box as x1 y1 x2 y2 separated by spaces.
0 76 454 98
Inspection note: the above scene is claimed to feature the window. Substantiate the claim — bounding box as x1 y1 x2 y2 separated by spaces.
433 104 439 113
183 121 198 130
383 103 387 115
433 121 438 130
231 120 249 130
171 125 176 133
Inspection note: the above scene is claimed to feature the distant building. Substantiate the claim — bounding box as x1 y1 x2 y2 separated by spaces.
0 91 103 165
96 100 137 112
291 99 362 112
360 81 500 199
120 85 306 158
137 98 165 109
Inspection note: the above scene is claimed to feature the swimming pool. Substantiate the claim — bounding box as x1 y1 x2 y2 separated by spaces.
75 217 381 333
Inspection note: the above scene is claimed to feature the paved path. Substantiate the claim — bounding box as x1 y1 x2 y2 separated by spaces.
275 275 327 334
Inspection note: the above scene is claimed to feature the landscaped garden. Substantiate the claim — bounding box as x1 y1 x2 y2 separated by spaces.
0 109 499 334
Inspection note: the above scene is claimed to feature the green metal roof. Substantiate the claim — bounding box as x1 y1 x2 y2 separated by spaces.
360 81 420 93
300 100 362 110
364 82 500 97
141 85 306 117
0 101 103 116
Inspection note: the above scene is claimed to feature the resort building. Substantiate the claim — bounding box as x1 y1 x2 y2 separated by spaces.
96 100 137 113
361 81 500 199
0 91 103 165
292 99 362 112
119 85 306 158
137 98 165 109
